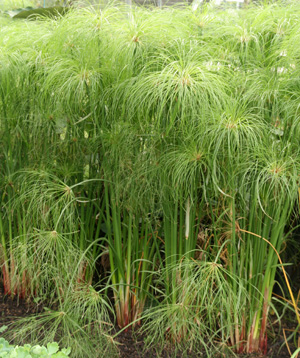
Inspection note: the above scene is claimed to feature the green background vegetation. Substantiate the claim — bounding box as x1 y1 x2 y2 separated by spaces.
0 1 299 357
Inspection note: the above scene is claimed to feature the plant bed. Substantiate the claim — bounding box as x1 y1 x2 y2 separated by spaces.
0 286 296 358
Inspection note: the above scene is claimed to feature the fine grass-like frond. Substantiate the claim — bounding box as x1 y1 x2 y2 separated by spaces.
207 100 266 157
245 142 300 211
9 229 90 300
142 258 248 357
161 132 210 198
6 285 118 358
114 39 229 130
14 170 77 230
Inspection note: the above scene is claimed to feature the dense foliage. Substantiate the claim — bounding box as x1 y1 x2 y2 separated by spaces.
0 1 299 357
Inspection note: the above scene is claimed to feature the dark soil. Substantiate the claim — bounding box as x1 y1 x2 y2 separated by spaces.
0 286 296 358
115 327 295 358
0 288 39 327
